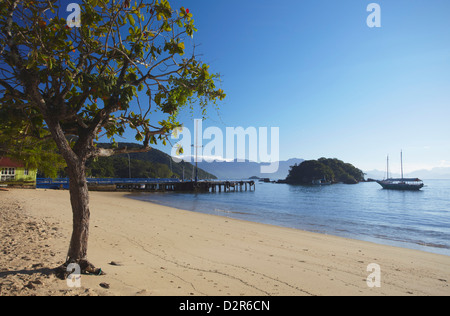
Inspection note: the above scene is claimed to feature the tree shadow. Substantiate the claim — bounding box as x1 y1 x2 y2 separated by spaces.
0 263 105 281
0 267 57 278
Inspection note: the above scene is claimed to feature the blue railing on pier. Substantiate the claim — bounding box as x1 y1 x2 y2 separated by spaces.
36 178 181 189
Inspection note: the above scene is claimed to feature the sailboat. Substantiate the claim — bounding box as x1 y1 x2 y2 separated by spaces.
377 151 424 191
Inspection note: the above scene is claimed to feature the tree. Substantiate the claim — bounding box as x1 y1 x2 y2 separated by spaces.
0 105 67 178
286 160 334 184
318 158 365 183
0 0 225 274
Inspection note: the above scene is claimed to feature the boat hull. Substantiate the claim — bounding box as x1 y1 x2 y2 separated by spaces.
377 181 424 191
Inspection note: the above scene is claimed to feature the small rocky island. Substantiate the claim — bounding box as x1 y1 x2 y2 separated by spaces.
285 158 365 185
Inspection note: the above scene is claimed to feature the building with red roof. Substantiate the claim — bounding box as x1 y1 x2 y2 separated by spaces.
0 157 37 188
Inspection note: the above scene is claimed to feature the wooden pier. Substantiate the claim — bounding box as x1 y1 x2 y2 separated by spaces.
172 180 256 193
98 180 256 193
37 178 256 193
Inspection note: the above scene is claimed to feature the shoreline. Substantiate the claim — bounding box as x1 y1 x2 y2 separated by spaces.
1 189 449 296
128 191 450 258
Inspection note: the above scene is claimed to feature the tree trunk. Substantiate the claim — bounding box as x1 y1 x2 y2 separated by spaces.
66 158 90 264
44 120 103 276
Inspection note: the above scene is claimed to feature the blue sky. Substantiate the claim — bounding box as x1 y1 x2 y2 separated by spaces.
62 0 450 172
165 0 450 172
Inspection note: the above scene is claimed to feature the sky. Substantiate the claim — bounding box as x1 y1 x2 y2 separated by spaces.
167 0 450 173
64 0 450 173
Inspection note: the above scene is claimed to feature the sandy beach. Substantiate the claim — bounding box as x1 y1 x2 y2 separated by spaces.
1 188 449 296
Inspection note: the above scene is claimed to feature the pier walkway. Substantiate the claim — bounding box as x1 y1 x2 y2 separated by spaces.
37 178 256 193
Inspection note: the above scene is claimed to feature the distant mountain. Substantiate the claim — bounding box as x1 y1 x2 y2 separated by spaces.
412 167 450 179
364 167 450 180
364 169 392 180
197 158 304 180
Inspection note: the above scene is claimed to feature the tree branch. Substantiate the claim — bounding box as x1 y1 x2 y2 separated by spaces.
0 78 26 99
91 144 152 158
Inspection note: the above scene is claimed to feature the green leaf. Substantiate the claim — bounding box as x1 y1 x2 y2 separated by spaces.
127 14 135 26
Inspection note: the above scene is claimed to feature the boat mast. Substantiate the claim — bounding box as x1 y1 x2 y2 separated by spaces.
195 119 199 183
401 150 404 180
386 155 389 179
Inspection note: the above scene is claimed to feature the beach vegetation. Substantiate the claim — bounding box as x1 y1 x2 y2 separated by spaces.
0 125 66 179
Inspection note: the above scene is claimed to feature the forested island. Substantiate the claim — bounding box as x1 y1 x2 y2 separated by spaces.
285 158 365 185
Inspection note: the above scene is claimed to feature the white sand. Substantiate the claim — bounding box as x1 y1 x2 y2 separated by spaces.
1 189 449 296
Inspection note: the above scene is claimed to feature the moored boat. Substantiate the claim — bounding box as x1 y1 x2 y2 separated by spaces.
377 151 424 191
312 179 331 185
377 178 424 191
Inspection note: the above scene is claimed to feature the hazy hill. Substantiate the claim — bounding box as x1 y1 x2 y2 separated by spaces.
365 167 450 180
87 143 217 180
197 158 304 180
412 167 450 179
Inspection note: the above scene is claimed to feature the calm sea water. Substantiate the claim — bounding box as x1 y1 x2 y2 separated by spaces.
129 180 450 256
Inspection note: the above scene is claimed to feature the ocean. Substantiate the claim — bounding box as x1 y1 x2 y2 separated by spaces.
129 179 450 256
